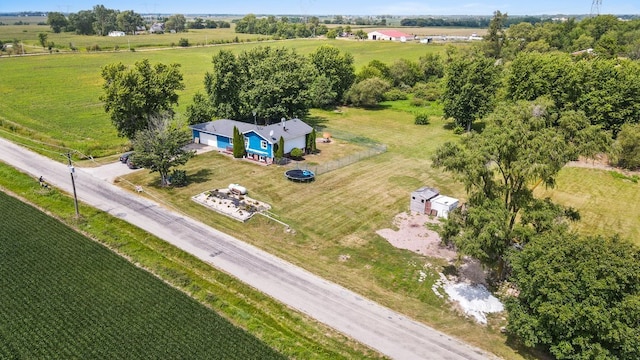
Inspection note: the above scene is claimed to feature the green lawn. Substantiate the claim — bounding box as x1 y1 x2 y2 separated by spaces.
0 190 285 359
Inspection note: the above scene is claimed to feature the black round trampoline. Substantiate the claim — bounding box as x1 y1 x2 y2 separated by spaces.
285 169 315 182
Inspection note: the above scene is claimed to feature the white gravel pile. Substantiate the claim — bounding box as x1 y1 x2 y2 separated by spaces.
443 283 504 324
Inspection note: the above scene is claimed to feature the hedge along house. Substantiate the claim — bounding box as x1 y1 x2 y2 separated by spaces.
410 187 459 219
190 118 313 164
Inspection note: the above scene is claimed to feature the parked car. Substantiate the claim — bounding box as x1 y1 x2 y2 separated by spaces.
119 151 134 163
126 156 140 169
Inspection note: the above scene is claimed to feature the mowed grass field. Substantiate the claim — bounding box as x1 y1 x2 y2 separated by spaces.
0 190 285 359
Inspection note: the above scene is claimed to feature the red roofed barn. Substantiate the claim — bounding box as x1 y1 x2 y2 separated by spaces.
367 30 413 42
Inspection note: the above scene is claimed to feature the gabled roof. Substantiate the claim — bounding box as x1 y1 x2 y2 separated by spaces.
369 29 412 38
411 187 439 201
190 118 312 143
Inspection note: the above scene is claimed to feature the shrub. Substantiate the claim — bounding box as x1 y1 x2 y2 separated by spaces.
290 148 303 159
410 97 426 107
453 125 465 135
178 38 189 47
383 88 408 101
414 113 430 125
412 82 441 101
169 169 187 187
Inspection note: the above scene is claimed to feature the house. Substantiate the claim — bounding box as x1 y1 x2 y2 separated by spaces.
190 118 313 164
367 30 413 42
410 187 459 218
149 23 165 34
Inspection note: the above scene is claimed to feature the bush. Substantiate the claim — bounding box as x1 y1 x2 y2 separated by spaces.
412 82 441 101
383 88 408 101
453 125 465 135
410 97 426 107
178 38 189 47
169 169 188 187
414 113 430 125
290 148 303 159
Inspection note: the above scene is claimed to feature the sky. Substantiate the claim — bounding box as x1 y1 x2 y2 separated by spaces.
2 1 639 16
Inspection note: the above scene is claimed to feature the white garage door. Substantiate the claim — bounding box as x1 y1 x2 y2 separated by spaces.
199 133 217 147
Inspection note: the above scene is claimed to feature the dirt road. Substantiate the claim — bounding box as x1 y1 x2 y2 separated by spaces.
0 137 493 360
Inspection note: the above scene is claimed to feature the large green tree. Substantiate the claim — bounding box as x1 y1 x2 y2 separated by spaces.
100 59 184 140
131 115 195 187
433 99 606 279
308 45 355 102
204 50 243 120
611 123 640 170
238 47 314 121
92 5 117 36
507 232 640 359
117 10 144 35
47 12 68 33
344 77 391 108
442 53 501 131
483 10 508 59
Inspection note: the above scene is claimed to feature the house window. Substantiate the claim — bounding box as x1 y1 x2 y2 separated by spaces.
244 137 249 148
229 137 233 145
260 140 268 149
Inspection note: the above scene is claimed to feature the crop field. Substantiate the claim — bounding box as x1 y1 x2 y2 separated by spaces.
0 190 285 359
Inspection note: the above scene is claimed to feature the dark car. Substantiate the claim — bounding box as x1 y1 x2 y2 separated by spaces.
119 151 134 163
126 156 140 169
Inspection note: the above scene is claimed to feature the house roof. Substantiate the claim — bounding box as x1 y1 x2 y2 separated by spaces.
411 187 439 200
431 195 459 206
369 30 412 38
190 118 312 143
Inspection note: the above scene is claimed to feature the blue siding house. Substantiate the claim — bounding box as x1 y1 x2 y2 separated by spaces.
190 119 313 164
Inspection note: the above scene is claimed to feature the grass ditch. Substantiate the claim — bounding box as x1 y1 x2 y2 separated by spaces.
0 162 381 359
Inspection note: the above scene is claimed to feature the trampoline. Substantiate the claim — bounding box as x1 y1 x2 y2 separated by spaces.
285 169 315 182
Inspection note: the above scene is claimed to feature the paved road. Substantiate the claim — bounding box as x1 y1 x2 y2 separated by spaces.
0 137 493 360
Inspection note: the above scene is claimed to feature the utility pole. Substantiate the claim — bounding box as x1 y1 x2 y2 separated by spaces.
66 152 80 218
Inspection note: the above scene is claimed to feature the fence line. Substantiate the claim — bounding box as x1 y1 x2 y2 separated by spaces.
294 144 387 176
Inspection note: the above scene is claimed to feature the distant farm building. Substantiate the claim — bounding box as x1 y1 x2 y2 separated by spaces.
367 30 414 42
108 31 126 37
149 23 165 34
410 187 459 218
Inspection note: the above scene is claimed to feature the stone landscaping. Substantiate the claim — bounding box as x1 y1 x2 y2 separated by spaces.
191 188 271 222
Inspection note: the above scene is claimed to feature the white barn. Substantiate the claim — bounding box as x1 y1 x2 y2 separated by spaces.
367 30 413 42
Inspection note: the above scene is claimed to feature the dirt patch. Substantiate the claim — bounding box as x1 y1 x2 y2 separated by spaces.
376 212 456 261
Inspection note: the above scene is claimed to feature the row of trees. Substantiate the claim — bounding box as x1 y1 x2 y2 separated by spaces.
401 15 545 28
234 14 328 38
47 6 144 35
483 12 640 60
186 45 355 125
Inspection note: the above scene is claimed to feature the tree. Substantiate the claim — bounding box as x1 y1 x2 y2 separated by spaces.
100 59 185 140
238 46 314 121
309 45 355 102
306 128 317 153
69 10 96 35
275 136 285 163
418 53 444 82
93 5 117 36
483 10 508 58
356 59 391 83
442 54 501 131
38 33 48 48
204 50 243 119
232 126 245 158
47 12 68 33
185 92 214 125
389 58 422 87
132 115 195 187
344 77 391 107
308 75 337 109
433 99 586 279
326 29 337 39
354 29 367 40
165 14 187 32
506 232 640 359
117 10 143 35
611 123 640 170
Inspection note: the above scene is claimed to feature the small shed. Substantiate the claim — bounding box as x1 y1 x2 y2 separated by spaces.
410 187 458 218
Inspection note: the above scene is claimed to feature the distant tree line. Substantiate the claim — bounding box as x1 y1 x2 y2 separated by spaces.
234 14 328 38
401 15 546 28
46 5 145 35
